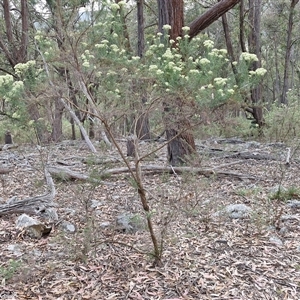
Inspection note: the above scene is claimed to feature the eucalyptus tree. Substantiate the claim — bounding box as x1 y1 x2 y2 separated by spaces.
156 0 241 165
281 0 299 104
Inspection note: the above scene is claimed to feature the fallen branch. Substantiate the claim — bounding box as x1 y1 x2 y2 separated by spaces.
0 167 56 217
0 193 55 216
48 164 256 181
48 166 120 185
102 165 256 180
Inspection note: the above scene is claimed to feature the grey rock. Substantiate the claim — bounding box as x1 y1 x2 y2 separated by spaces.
214 203 252 219
279 226 288 235
116 214 144 233
100 221 110 228
7 244 23 256
16 215 51 239
16 214 41 228
90 199 103 209
269 185 286 194
269 236 283 247
61 221 76 233
286 200 300 209
280 214 299 221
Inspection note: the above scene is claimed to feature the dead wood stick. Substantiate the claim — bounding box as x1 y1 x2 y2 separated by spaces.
211 160 245 170
0 193 55 216
0 167 56 217
100 165 255 180
48 166 119 185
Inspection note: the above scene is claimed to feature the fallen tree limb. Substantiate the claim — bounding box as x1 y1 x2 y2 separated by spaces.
0 167 56 217
48 166 120 185
0 193 55 217
102 165 256 180
48 164 256 181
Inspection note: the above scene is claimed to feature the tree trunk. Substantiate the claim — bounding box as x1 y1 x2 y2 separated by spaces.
221 11 238 76
157 0 196 166
135 96 151 140
137 0 145 58
280 0 299 105
248 0 263 127
51 97 64 142
239 0 247 53
134 0 151 140
163 98 196 165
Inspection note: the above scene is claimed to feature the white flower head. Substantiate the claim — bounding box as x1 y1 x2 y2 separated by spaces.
182 26 190 32
204 40 214 48
110 3 120 11
255 68 267 76
162 24 171 31
199 58 210 65
240 52 259 62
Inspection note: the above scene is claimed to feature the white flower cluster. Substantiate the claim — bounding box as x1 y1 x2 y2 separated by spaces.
199 58 210 65
203 40 214 48
162 24 171 30
249 68 267 76
240 52 259 62
209 48 227 58
214 77 227 86
14 60 36 76
0 74 13 86
81 50 95 68
110 3 120 11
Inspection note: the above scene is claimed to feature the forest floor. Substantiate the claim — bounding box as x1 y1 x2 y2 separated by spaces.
0 137 300 300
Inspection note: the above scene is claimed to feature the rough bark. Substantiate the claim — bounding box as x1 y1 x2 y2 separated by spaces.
134 2 151 140
239 0 247 52
221 11 238 76
280 0 299 105
157 0 196 166
51 97 65 142
188 0 241 40
137 0 145 58
248 0 264 127
0 0 29 67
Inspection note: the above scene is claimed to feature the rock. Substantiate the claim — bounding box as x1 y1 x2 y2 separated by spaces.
90 199 103 209
100 221 110 228
116 214 144 233
7 244 23 256
214 204 252 219
16 214 40 228
16 214 51 239
61 221 76 233
286 200 300 209
269 185 286 194
280 214 299 221
269 236 283 247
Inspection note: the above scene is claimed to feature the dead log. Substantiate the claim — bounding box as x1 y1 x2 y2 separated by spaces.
48 166 90 181
0 193 56 217
0 168 56 217
48 166 118 185
101 165 256 180
48 165 255 181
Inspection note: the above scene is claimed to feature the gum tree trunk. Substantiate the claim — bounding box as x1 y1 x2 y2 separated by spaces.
157 0 196 166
